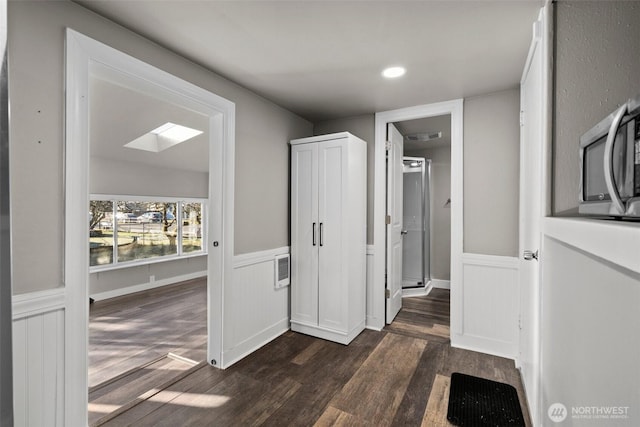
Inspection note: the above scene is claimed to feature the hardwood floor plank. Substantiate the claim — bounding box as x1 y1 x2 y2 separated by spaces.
421 374 452 427
329 333 427 425
292 340 325 365
390 341 447 426
102 364 228 427
314 406 369 427
97 287 532 426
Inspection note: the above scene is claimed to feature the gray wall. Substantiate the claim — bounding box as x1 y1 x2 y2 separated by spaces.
90 157 208 198
314 114 375 244
540 3 640 423
405 145 451 281
90 256 207 296
9 0 312 295
463 89 520 257
553 0 640 215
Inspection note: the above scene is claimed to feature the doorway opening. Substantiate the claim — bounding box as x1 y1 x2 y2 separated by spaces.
373 100 463 335
65 29 235 424
86 69 211 424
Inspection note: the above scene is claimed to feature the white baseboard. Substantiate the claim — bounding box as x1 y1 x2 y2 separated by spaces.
431 279 450 290
222 318 289 368
90 270 207 301
402 282 433 298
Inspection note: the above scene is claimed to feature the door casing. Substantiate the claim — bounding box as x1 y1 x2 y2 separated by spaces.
65 29 235 424
372 100 463 334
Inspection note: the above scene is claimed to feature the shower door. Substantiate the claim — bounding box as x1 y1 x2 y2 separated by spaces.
402 157 430 289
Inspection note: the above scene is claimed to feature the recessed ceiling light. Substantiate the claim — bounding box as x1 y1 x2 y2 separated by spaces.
382 66 406 79
124 122 203 153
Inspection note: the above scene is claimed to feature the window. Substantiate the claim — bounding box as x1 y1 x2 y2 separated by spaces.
90 196 206 269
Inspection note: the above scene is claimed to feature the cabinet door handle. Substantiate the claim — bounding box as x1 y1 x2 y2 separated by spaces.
319 222 324 246
312 222 317 246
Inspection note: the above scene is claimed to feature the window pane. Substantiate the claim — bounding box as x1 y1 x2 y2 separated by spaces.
117 201 178 263
89 200 114 266
182 202 203 254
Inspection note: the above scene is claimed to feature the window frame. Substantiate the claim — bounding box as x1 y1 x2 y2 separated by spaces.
89 194 207 272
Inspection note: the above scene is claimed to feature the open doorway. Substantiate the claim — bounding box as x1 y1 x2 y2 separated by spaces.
372 99 463 337
395 115 452 295
65 30 235 424
86 71 210 424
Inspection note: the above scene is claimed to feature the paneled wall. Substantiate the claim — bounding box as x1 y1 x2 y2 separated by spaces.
12 289 65 427
13 247 291 424
453 254 519 359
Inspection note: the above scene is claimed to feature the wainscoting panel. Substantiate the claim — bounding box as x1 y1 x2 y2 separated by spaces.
452 253 519 359
223 247 290 366
12 288 65 427
365 245 381 330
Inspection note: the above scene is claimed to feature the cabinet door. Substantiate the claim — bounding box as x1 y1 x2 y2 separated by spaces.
317 139 347 331
291 143 319 325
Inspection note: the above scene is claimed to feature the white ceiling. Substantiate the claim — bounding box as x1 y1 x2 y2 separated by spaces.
75 0 543 122
90 77 209 172
395 115 451 152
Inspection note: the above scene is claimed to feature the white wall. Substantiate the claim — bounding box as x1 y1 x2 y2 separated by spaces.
8 0 312 295
463 89 520 257
541 233 640 425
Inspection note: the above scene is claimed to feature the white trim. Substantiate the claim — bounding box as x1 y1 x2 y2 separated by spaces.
65 29 235 424
233 246 290 269
544 218 640 275
431 279 451 290
90 253 206 273
461 253 519 269
402 282 433 298
89 270 207 302
373 99 464 333
12 288 66 320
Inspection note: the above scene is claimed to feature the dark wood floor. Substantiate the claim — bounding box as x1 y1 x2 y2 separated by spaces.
89 279 207 425
92 284 530 426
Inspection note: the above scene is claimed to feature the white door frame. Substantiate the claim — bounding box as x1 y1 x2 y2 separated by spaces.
517 5 552 425
65 29 235 424
372 100 463 332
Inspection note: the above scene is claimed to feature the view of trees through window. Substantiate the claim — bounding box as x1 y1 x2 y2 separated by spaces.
90 198 205 267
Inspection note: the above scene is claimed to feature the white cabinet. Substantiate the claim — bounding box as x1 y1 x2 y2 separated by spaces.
290 132 367 344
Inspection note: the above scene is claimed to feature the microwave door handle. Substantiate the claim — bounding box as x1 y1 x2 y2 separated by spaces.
603 103 628 215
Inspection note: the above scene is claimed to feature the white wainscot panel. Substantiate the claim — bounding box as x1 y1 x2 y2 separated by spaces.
13 288 66 427
365 245 380 330
223 247 290 366
453 254 519 359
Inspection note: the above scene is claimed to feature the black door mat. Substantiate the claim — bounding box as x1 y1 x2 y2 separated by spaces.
447 372 525 426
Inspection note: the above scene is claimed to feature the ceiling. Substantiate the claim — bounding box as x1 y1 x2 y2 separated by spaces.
90 77 209 173
75 0 542 122
395 115 451 152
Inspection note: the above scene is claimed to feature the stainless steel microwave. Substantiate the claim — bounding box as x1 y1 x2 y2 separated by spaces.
579 94 640 218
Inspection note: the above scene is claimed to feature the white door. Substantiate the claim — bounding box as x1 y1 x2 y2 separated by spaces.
318 140 347 331
291 143 319 325
386 123 404 323
519 18 544 423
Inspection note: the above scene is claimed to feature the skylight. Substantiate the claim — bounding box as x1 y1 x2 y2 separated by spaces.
124 122 203 153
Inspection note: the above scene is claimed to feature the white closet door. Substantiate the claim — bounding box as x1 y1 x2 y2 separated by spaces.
317 139 347 331
291 143 319 325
